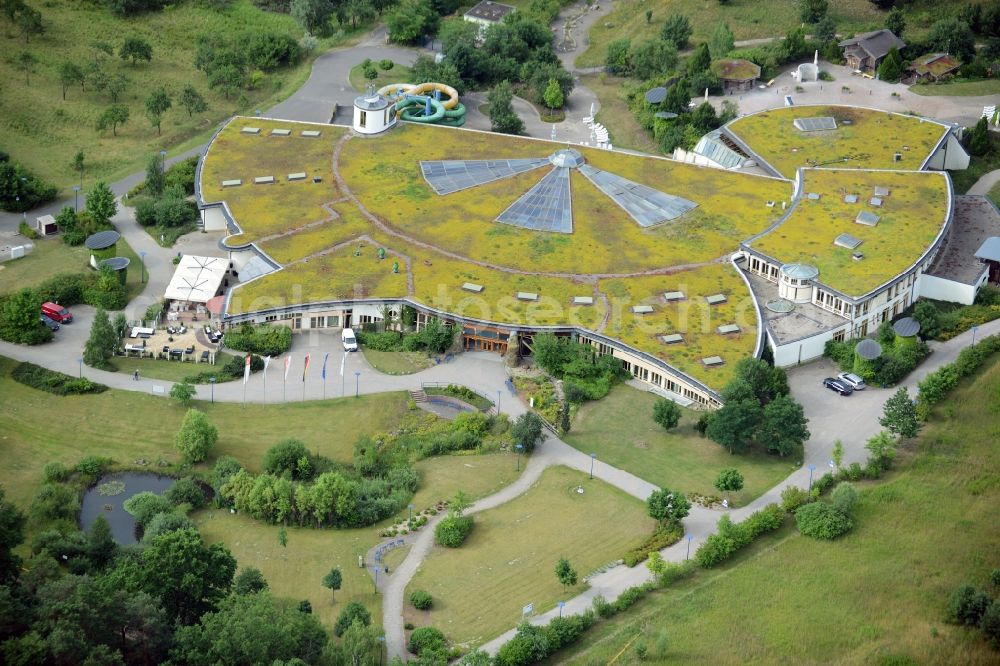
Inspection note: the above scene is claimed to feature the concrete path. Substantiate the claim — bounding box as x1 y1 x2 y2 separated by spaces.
966 168 1000 196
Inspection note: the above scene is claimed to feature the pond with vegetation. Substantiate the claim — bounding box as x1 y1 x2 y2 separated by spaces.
79 472 175 545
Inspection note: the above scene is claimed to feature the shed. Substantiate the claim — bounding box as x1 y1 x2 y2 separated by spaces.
907 53 961 83
711 59 761 92
35 214 58 236
838 29 906 73
463 1 515 37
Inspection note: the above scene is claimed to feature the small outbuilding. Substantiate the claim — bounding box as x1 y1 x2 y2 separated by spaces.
353 92 396 135
85 230 120 269
711 59 761 92
975 236 1000 283
907 53 961 83
463 1 515 38
34 214 58 237
838 29 906 73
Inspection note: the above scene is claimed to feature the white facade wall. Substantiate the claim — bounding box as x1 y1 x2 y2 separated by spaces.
925 133 971 171
202 207 229 231
769 325 847 367
916 271 987 305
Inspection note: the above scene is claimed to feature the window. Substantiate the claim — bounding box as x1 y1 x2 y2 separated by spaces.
359 110 367 127
291 316 302 330
833 329 846 342
264 315 278 322
327 315 340 328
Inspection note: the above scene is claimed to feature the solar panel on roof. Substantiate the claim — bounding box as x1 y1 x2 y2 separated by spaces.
793 117 838 132
578 165 696 227
644 87 668 104
834 233 863 249
496 167 573 233
855 211 880 226
420 158 550 195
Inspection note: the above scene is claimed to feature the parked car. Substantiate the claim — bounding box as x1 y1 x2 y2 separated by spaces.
837 372 866 390
41 301 73 323
823 377 854 396
40 315 60 331
342 327 358 352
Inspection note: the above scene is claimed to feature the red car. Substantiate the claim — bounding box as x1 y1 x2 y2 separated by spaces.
41 302 73 323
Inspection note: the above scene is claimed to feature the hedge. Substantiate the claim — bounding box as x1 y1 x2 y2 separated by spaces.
623 520 683 567
916 334 1000 419
11 362 108 395
222 324 292 356
694 503 785 568
435 515 473 547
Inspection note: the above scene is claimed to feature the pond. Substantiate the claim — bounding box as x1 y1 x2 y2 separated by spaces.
79 472 175 545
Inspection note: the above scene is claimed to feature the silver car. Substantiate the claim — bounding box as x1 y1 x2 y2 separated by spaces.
837 372 866 390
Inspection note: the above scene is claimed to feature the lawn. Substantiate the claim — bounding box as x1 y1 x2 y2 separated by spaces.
363 349 434 375
348 61 414 93
0 233 145 300
405 465 656 647
554 357 1000 665
109 350 240 383
949 133 1000 195
563 385 796 505
0 0 362 192
726 106 948 180
748 168 951 297
910 78 1000 97
580 75 655 154
577 0 947 69
410 453 523 510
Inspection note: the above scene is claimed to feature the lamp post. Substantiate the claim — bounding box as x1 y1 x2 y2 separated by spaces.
160 149 167 172
515 443 523 471
497 389 501 415
589 452 596 479
19 177 26 223
72 185 81 212
210 376 216 403
139 250 147 284
972 325 978 346
808 464 816 492
354 371 361 397
685 533 693 560
557 601 566 618
378 636 385 666
77 357 83 378
374 565 378 593
408 503 414 522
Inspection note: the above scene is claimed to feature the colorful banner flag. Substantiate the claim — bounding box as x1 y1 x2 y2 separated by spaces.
263 355 271 378
302 354 311 382
243 354 251 385
283 356 291 381
321 352 329 380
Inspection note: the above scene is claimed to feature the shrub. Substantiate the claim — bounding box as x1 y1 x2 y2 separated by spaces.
262 438 313 480
948 584 992 626
613 584 653 612
408 626 446 655
123 491 174 529
794 502 853 540
592 594 613 618
652 398 681 430
11 363 107 396
409 589 433 610
222 323 292 356
623 521 683 566
435 514 473 547
812 472 836 495
165 477 207 509
76 455 111 481
980 600 1000 647
42 462 70 483
696 504 784 567
31 483 80 523
333 601 371 637
452 411 489 439
142 511 195 542
830 482 858 515
780 485 811 513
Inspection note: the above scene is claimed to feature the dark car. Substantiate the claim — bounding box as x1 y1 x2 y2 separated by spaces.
40 315 60 332
823 377 853 396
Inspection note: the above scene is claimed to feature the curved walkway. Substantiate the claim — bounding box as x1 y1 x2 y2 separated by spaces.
966 168 1000 196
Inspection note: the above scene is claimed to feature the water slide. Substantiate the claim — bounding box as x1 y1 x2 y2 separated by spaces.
378 82 466 127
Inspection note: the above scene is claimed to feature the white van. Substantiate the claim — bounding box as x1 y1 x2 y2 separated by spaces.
342 327 358 351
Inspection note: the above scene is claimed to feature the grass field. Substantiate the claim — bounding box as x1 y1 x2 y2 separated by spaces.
577 0 958 68
911 79 1000 97
0 1 367 192
410 454 522 510
555 357 1000 665
580 75 656 154
110 350 240 383
0 234 145 300
405 465 656 647
363 348 434 375
348 61 414 93
564 385 797 505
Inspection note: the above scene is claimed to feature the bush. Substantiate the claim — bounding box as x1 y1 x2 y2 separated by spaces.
165 477 207 509
830 482 858 515
948 584 992 626
76 455 111 481
262 438 314 480
18 220 39 239
222 323 292 356
623 521 683 566
11 363 108 395
356 330 404 351
409 589 433 610
794 502 853 540
695 504 784 567
780 485 811 513
408 626 446 655
333 601 371 637
123 491 174 529
142 511 195 542
42 462 70 483
31 483 80 523
435 514 473 547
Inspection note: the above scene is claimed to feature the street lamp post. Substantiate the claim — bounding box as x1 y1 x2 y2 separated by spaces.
515 443 523 471
685 533 693 560
77 357 83 378
408 503 414 522
72 185 81 212
210 376 216 403
808 464 817 492
139 250 147 284
354 371 361 397
589 452 597 479
557 601 566 618
378 636 385 666
160 149 167 172
497 389 501 415
972 325 978 346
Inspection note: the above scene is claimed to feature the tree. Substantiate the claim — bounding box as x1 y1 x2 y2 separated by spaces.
731 357 789 403
713 468 744 501
291 0 333 34
647 487 690 523
879 387 920 438
759 394 810 457
832 439 844 469
554 557 578 589
145 88 172 135
0 486 26 584
927 18 976 63
179 85 208 117
124 491 173 528
661 13 692 49
912 301 942 339
605 38 631 75
86 181 118 227
170 382 197 407
885 7 905 39
16 50 35 86
338 618 383 666
814 16 837 43
558 401 571 434
705 399 762 454
947 584 992 626
709 22 735 59
652 398 681 431
264 439 314 479
119 36 153 65
385 0 438 44
333 600 371 637
663 78 690 114
96 104 130 136
865 430 897 467
138 528 236 625
543 78 564 111
630 38 678 80
488 80 524 135
1 287 46 344
72 150 86 185
511 411 544 453
175 409 218 463
145 153 166 197
84 308 117 369
58 61 85 99
106 73 129 103
877 46 903 82
234 567 269 595
687 42 711 74
17 5 43 42
322 567 342 602
968 116 991 157
86 514 117 569
800 0 827 23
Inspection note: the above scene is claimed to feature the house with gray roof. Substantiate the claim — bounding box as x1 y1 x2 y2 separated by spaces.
838 29 906 73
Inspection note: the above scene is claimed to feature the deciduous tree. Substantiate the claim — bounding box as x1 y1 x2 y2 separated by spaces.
652 398 681 431
510 411 544 453
554 557 578 589
16 50 35 86
709 22 735 59
879 387 920 438
661 13 692 49
647 487 690 523
170 381 197 407
120 36 153 65
233 567 269 595
145 87 172 135
180 85 208 117
58 61 85 99
175 409 218 463
322 567 342 601
543 77 564 111
758 394 810 457
488 80 524 135
96 104 130 136
885 7 905 38
713 468 744 501
800 0 828 23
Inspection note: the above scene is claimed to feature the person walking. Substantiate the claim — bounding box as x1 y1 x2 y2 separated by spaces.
133 370 139 381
